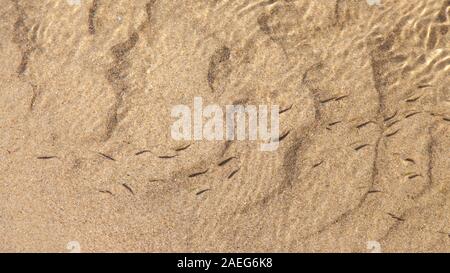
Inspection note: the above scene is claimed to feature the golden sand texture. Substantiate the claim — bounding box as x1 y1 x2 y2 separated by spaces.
0 0 449 252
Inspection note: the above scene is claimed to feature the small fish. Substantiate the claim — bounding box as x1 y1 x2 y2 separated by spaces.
174 144 191 152
37 156 56 160
189 169 209 178
387 213 405 221
228 168 240 179
98 153 115 161
135 150 152 156
218 157 235 166
357 121 375 129
313 161 323 168
385 129 400 137
334 95 349 101
366 0 381 6
404 158 416 164
320 97 337 104
279 105 293 114
196 189 211 196
408 174 421 180
158 154 177 159
122 183 134 195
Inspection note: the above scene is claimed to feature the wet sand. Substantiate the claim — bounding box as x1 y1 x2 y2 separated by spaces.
0 0 449 252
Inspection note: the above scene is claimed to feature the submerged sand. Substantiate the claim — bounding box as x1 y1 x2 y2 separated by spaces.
0 0 449 252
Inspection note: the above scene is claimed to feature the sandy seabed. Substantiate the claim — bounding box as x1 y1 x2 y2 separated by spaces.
0 0 449 252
